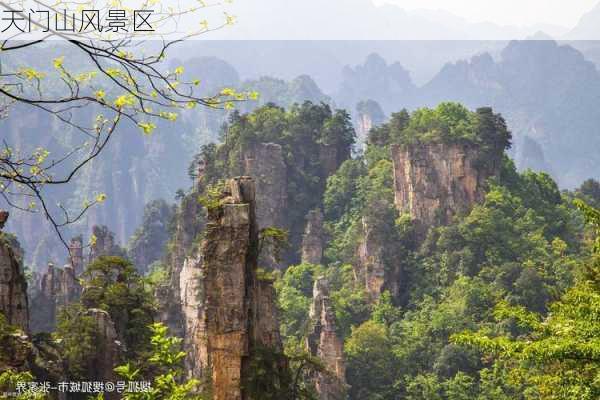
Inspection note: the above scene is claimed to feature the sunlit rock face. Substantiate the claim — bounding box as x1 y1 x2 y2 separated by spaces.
391 142 501 230
68 236 85 276
176 177 287 400
306 277 347 400
179 252 209 381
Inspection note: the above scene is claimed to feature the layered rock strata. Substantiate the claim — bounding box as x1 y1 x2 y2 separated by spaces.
178 177 287 400
391 143 500 229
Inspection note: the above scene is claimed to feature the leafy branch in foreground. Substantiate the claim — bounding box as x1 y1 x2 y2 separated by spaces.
452 200 600 400
0 0 255 251
112 322 206 400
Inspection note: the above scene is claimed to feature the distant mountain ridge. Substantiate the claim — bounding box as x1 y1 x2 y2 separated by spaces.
334 39 600 188
566 2 600 39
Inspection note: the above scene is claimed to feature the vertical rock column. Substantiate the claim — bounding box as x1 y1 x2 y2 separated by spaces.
306 278 347 400
301 209 324 265
202 177 286 400
243 143 288 269
0 211 29 332
179 253 209 380
85 308 122 392
355 218 386 302
68 236 84 275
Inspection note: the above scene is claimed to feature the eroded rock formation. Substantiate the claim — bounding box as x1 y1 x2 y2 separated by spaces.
86 308 122 385
68 236 84 275
0 214 29 332
354 213 404 303
355 100 385 145
391 142 501 230
127 200 174 274
356 218 386 302
301 209 325 265
158 190 204 338
175 177 288 399
31 262 81 333
243 143 288 269
243 143 288 232
306 278 347 400
207 177 287 399
179 253 208 380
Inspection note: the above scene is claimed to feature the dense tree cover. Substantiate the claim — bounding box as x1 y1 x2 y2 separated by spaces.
191 101 355 262
79 256 156 362
276 103 596 399
3 98 598 399
54 303 106 381
0 368 44 400
53 256 157 382
576 178 600 209
240 76 331 111
454 200 600 399
111 323 205 400
369 103 512 155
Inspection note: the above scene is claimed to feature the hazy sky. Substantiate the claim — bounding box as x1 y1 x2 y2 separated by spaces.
192 0 600 40
380 0 598 28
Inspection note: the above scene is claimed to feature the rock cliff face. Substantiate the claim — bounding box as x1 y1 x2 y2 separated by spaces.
243 143 288 269
86 308 122 385
391 142 500 230
158 191 204 338
306 278 347 400
30 263 81 333
301 209 325 265
0 215 29 332
243 143 288 233
355 100 386 145
206 177 286 399
179 253 208 380
356 218 387 302
176 177 287 399
355 216 403 303
127 200 174 274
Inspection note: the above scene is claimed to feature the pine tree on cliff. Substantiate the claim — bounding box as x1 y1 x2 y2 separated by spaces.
475 107 512 154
